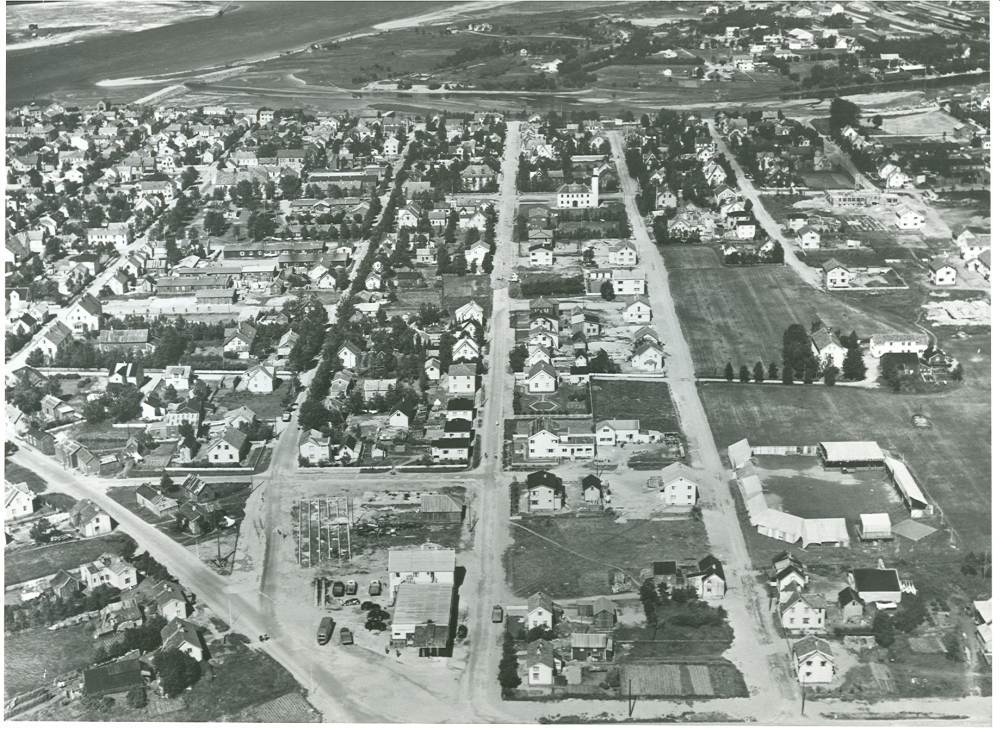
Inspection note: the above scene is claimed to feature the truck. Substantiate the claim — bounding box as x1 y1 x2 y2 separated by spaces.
369 579 382 596
345 580 358 596
491 605 504 623
332 581 346 597
340 627 354 645
317 616 335 645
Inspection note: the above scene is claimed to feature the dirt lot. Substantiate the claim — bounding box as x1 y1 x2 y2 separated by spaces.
874 109 961 138
505 514 708 599
661 246 917 377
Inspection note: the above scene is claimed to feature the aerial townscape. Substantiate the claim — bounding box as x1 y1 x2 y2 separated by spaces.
3 0 991 725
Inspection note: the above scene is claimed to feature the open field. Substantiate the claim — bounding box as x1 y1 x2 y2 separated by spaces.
699 375 990 550
873 109 961 138
616 659 748 699
505 515 708 599
591 379 680 434
4 623 96 699
799 169 854 190
661 246 919 377
4 533 134 586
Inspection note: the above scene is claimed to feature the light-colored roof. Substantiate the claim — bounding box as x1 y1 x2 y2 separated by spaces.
571 632 611 649
727 439 752 469
859 512 892 535
884 456 928 507
974 599 992 625
391 583 454 626
801 518 850 547
819 441 883 463
660 462 700 486
388 547 456 573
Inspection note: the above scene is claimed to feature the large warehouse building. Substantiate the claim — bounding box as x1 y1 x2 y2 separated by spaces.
818 441 885 469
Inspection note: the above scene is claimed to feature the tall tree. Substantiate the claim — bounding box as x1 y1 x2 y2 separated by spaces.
753 361 765 383
723 362 735 382
498 632 521 691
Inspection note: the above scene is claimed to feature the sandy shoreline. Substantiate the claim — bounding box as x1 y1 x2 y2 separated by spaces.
93 0 520 89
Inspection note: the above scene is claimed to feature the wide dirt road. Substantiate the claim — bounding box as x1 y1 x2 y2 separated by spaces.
608 131 800 718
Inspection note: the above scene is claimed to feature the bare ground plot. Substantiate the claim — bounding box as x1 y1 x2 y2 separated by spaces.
615 659 747 699
4 623 95 699
590 380 680 434
662 247 919 377
442 274 493 315
699 381 991 550
4 533 134 586
505 515 708 599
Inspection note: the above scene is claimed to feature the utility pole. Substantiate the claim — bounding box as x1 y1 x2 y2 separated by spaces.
627 679 637 717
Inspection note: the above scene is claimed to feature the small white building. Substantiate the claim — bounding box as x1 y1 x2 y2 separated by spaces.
622 296 652 324
658 462 699 507
387 547 456 602
524 362 558 393
928 259 957 286
895 206 926 231
792 636 836 685
780 592 827 635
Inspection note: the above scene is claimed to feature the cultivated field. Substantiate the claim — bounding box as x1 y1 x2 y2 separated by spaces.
661 246 919 376
505 515 708 598
699 374 991 550
590 379 681 434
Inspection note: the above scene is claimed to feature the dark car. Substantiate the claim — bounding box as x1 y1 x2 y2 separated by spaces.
344 598 360 607
317 616 335 645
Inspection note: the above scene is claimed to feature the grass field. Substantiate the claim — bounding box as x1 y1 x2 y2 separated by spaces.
661 246 920 377
212 379 293 420
5 533 134 587
699 374 990 550
4 623 95 699
755 455 907 523
590 379 681 434
4 460 48 493
505 515 708 599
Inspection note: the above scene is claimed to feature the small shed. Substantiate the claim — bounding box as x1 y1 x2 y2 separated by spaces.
858 512 893 541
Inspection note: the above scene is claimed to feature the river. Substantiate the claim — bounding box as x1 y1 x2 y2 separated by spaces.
6 1 453 103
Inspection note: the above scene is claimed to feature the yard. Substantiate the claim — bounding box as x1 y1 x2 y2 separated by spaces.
441 273 493 316
4 460 48 493
614 597 734 660
590 379 680 434
211 378 294 420
3 623 96 699
699 376 991 551
661 246 920 377
505 514 708 599
515 382 591 416
4 533 134 587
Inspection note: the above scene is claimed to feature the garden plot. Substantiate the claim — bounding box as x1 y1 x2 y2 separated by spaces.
292 498 355 568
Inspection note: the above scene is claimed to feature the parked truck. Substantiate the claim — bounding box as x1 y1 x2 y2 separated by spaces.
369 580 382 596
317 616 335 645
345 580 358 596
332 581 346 597
340 627 354 645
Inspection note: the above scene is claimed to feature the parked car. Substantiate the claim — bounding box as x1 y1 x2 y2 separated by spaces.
282 411 292 422
317 616 335 645
344 598 360 607
491 605 504 623
340 627 354 645
457 624 468 640
345 580 358 596
332 581 346 597
369 580 382 596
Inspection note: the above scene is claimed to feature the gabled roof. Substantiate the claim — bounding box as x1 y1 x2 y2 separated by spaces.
660 462 700 486
837 586 863 608
527 591 554 614
526 470 563 490
792 635 833 660
780 590 827 613
526 361 558 381
850 567 901 593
